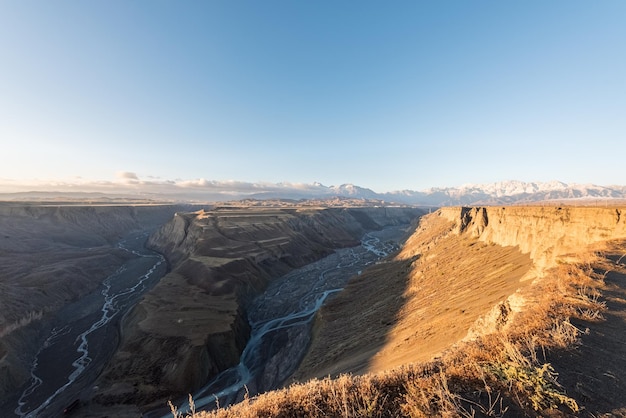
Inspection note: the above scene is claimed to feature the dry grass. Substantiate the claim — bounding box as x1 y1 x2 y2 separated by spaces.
168 251 609 418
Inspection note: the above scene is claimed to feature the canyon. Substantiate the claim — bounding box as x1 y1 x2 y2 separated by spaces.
0 202 421 417
187 205 626 418
4 202 626 416
0 204 197 416
90 205 421 413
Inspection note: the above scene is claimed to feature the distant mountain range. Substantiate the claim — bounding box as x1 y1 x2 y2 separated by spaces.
380 181 626 206
2 180 625 206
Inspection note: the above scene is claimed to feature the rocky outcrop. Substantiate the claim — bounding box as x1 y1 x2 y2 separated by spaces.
96 206 422 409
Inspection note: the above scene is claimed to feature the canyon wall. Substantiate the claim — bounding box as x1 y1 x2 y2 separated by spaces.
438 206 626 272
94 206 421 409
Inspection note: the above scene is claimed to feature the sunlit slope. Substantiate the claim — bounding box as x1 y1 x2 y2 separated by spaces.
295 206 626 381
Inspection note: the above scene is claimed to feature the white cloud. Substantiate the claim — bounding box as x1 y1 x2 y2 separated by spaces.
0 174 338 201
116 171 139 181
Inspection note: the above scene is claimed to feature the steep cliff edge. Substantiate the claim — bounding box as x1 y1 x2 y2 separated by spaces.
295 206 626 382
437 206 626 271
94 206 422 409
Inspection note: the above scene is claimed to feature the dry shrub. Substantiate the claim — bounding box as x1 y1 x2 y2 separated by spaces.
487 361 577 413
402 370 470 418
483 339 578 413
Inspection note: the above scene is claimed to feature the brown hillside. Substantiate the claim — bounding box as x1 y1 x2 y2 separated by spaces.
293 208 531 380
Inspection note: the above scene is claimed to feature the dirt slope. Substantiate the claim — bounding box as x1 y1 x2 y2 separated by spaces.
294 208 531 380
547 241 626 415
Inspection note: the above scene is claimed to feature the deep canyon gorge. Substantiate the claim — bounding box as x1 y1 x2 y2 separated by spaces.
4 203 626 417
0 202 421 417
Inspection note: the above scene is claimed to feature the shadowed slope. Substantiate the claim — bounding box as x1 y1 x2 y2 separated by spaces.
0 204 185 404
547 241 626 415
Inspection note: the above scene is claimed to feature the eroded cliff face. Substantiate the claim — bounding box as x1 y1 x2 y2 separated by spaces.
438 206 626 272
94 206 422 409
402 206 626 343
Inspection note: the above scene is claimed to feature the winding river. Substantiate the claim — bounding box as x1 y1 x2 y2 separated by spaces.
168 226 405 415
13 232 167 418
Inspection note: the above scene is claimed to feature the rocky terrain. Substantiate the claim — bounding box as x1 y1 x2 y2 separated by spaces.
88 205 421 411
9 202 626 416
0 204 194 408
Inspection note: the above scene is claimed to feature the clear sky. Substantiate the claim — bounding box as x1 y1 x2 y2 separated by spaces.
1 1 625 193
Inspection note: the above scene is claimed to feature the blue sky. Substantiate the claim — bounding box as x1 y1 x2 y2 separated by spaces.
1 1 625 193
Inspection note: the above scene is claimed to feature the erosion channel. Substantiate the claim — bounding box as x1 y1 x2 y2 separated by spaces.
0 204 191 418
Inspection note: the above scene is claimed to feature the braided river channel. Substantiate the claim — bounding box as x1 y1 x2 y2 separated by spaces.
12 232 167 418
164 225 407 416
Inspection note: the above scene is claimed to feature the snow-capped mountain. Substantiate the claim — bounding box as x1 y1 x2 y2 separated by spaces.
381 181 626 206
328 184 380 199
